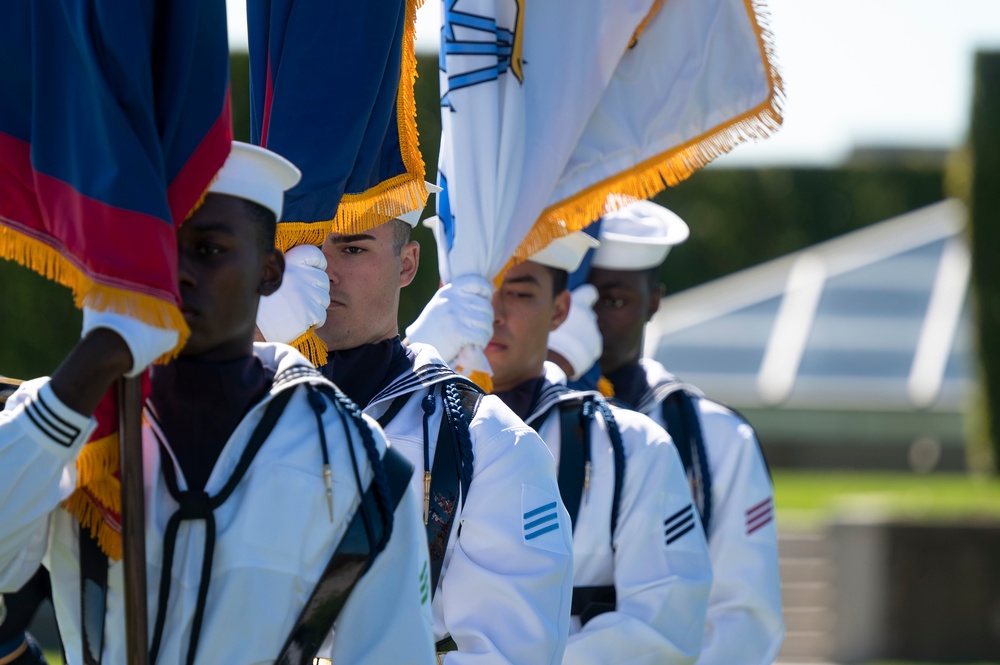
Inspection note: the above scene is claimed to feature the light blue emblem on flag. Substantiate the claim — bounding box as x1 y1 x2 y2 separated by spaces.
521 484 569 554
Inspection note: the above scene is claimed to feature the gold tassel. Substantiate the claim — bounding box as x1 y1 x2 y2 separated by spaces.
468 370 493 394
0 225 191 360
289 327 329 368
502 0 785 272
60 491 123 561
597 376 615 398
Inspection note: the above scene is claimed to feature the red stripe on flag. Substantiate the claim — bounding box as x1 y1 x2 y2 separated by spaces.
168 90 232 225
260 55 274 146
0 132 179 303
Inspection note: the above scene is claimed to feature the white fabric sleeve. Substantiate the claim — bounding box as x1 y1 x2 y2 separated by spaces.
564 411 713 665
331 425 437 664
694 402 784 665
0 379 95 591
440 402 574 665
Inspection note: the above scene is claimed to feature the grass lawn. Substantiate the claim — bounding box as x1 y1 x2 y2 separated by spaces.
772 470 1000 529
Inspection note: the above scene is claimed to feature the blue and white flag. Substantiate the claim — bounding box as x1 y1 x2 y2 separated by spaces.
433 0 783 381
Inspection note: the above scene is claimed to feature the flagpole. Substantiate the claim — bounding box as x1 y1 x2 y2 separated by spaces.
0 377 23 407
118 375 149 665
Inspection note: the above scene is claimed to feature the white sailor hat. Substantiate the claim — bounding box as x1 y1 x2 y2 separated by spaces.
590 200 689 271
208 142 301 220
397 181 443 227
528 231 600 273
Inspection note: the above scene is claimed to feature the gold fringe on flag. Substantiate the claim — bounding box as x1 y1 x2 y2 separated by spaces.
289 325 329 367
0 225 190 360
628 0 667 49
504 0 785 272
276 0 428 251
60 433 124 561
596 376 615 398
467 370 494 394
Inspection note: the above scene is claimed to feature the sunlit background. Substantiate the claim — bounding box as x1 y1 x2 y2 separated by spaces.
7 2 1000 663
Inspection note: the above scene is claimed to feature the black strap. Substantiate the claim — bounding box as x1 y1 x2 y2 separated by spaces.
79 533 107 665
426 381 482 598
274 448 413 665
594 400 626 545
435 636 458 654
555 399 593 532
571 585 617 627
550 396 625 546
375 391 414 429
149 387 295 665
662 390 713 535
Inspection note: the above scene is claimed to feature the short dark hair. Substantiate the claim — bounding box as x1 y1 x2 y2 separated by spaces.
243 199 277 253
546 267 569 298
390 219 412 256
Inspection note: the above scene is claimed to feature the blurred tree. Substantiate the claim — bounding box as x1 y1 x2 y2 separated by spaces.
965 51 1000 474
0 259 80 379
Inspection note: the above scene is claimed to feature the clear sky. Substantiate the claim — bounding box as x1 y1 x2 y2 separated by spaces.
226 0 1000 166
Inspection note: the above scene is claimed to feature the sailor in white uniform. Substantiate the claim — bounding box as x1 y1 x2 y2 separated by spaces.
477 232 713 665
0 143 436 665
551 201 784 665
255 186 574 664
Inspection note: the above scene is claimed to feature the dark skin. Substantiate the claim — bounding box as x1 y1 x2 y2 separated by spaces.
586 267 664 375
49 194 284 417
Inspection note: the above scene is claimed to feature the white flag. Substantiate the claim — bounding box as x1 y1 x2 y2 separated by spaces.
433 0 783 378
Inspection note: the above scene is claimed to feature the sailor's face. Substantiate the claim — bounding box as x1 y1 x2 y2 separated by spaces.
317 220 417 350
177 194 283 360
487 261 568 392
587 267 659 373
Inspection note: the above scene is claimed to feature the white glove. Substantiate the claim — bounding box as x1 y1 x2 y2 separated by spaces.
82 308 179 377
548 285 601 380
405 274 494 364
256 244 331 344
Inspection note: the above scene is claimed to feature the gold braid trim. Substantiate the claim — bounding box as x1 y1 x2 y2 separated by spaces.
0 225 190 360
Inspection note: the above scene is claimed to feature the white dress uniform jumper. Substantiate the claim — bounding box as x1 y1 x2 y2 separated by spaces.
0 344 436 665
502 363 712 665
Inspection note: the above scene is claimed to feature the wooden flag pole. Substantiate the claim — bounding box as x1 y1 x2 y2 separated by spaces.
0 377 23 407
118 375 149 665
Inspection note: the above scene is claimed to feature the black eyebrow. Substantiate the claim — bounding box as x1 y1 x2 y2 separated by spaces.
504 275 541 287
187 222 236 235
328 233 376 244
595 281 633 290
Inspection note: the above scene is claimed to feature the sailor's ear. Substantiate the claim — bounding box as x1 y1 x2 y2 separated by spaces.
399 240 420 289
551 288 571 331
258 248 285 297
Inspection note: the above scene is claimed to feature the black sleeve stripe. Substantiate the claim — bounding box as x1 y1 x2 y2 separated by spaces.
27 398 78 441
665 522 696 545
24 403 75 447
34 393 82 439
